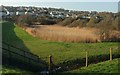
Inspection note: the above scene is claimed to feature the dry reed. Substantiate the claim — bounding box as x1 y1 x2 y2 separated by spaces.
33 25 100 43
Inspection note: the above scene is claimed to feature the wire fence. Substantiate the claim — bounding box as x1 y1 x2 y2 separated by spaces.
1 42 120 73
47 48 120 73
2 42 47 72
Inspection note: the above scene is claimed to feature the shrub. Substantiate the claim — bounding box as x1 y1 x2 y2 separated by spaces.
59 17 76 26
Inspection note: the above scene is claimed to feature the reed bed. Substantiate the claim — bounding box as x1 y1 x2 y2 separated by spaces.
33 25 99 43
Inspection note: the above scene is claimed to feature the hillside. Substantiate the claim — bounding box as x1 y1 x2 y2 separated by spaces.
1 21 120 74
1 4 120 75
68 58 119 73
2 22 119 64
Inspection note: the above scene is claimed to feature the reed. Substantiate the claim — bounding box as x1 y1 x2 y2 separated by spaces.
34 25 99 43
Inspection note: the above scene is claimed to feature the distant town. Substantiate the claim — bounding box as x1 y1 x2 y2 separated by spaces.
0 5 117 20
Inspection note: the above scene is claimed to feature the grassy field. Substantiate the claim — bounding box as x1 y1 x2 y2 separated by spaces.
68 58 119 73
2 22 119 66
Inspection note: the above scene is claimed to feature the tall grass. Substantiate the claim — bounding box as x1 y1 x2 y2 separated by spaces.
32 25 99 43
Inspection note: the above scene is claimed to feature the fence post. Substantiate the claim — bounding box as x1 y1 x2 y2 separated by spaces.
49 55 52 72
85 49 88 67
110 48 112 61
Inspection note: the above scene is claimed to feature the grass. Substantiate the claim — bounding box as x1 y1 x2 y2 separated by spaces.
2 22 119 65
1 66 36 75
67 58 119 73
1 58 119 75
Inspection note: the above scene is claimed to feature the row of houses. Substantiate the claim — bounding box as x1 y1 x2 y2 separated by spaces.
1 10 68 19
0 5 105 20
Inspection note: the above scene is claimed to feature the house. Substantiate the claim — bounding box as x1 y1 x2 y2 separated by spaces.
96 16 103 20
55 14 65 19
17 11 25 15
49 11 65 19
79 15 91 19
86 16 91 19
16 11 19 15
8 11 15 16
66 14 70 17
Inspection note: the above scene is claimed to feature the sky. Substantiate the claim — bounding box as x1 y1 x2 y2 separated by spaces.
0 0 119 13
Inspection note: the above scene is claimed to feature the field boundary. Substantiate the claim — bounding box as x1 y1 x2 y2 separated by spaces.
48 49 120 73
2 42 47 72
1 41 120 73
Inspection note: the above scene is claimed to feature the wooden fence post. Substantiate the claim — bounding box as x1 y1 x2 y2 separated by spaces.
49 55 52 71
110 48 112 61
85 49 88 67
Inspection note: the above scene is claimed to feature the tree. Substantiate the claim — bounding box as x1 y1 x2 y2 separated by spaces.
16 15 34 27
86 17 96 27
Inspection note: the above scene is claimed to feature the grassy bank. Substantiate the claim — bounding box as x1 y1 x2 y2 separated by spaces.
68 58 119 73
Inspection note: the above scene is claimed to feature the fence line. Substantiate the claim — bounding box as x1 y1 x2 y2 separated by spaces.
2 42 47 72
47 47 119 72
85 49 88 67
1 41 119 72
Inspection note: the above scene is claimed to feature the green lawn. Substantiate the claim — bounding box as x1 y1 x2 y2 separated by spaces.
2 22 119 65
68 58 119 73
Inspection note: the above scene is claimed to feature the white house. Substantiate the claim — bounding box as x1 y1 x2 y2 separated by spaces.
66 14 70 17
16 11 19 15
6 11 9 15
86 16 91 19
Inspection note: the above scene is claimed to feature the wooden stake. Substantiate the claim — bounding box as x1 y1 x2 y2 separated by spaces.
86 49 88 67
110 48 112 61
49 55 52 71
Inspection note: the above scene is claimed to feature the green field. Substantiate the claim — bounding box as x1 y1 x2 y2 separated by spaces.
68 58 119 73
2 22 119 66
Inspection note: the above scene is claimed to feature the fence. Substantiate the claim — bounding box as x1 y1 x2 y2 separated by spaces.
2 42 47 72
47 48 120 72
1 42 120 73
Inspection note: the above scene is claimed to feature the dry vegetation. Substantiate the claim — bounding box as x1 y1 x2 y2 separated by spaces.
24 25 120 43
26 25 100 43
17 22 120 43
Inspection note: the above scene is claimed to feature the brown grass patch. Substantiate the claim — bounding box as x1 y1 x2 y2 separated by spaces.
23 25 120 43
30 25 100 43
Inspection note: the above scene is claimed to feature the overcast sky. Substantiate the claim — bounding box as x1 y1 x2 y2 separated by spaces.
0 0 119 12
0 0 119 2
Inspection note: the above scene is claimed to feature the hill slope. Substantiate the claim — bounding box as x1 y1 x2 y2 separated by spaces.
68 58 119 73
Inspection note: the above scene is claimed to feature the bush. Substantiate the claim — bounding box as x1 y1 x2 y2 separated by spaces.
16 15 33 26
59 17 76 26
40 19 56 25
